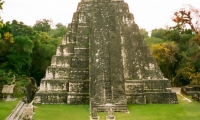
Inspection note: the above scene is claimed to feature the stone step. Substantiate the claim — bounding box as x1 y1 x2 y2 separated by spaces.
6 101 25 120
13 103 27 120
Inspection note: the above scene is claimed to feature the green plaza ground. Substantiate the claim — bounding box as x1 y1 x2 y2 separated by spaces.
1 94 200 120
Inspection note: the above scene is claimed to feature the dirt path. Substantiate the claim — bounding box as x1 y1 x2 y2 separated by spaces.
171 87 192 102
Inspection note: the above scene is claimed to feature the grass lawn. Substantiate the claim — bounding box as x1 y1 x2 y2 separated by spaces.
0 98 21 120
33 95 200 120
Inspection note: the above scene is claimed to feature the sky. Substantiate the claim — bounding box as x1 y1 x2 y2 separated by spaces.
1 0 200 32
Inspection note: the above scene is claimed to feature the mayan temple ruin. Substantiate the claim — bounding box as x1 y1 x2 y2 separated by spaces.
34 0 178 112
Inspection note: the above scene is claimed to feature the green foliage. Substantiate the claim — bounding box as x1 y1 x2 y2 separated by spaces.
85 29 92 36
180 33 194 44
174 38 200 86
194 55 200 72
14 75 30 97
0 17 64 87
168 5 200 86
0 0 4 29
139 28 149 39
175 62 195 86
33 19 51 32
145 37 164 46
10 20 38 40
0 17 63 93
150 41 179 80
164 29 180 42
0 22 11 36
49 23 67 38
0 69 11 97
0 70 29 98
151 28 165 39
10 36 33 53
147 24 199 86
7 36 33 73
0 23 14 66
190 33 200 46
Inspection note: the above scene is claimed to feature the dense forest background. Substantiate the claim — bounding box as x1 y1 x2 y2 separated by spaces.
0 18 67 97
0 1 200 97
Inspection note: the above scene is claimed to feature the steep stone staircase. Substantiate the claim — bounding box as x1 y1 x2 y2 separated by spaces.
6 101 26 120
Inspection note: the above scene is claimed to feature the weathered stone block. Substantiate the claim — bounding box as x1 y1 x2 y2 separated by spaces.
39 79 68 92
181 85 200 96
67 93 89 104
69 68 89 80
126 93 146 104
35 92 67 104
145 92 178 104
22 106 34 120
69 81 89 93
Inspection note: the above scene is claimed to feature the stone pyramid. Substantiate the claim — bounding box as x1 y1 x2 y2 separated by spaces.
35 0 178 112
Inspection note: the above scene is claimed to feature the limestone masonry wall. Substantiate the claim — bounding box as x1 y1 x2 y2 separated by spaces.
34 0 178 108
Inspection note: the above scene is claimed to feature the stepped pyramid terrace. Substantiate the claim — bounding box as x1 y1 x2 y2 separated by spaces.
34 0 178 112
